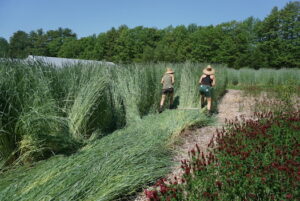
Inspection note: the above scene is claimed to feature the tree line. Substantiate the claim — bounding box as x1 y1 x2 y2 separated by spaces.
0 1 299 69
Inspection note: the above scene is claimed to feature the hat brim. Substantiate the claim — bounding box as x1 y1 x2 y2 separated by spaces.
166 71 174 74
203 68 215 75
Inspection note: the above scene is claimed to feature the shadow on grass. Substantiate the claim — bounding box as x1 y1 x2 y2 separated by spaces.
172 96 180 109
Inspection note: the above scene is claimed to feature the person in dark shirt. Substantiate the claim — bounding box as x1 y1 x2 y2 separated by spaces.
159 68 175 113
199 65 216 114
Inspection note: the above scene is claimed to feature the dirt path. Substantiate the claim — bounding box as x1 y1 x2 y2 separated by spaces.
173 89 254 161
133 89 254 201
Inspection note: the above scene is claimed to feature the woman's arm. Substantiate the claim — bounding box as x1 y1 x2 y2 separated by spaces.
199 75 204 84
171 74 175 85
211 75 216 86
161 77 164 84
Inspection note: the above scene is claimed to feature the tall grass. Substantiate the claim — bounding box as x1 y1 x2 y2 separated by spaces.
67 70 108 140
2 61 297 200
0 62 77 165
3 61 296 167
0 61 228 165
0 62 119 166
0 110 212 201
226 68 300 87
0 61 229 200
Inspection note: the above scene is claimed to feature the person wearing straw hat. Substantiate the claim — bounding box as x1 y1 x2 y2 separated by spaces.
159 67 175 113
199 65 216 114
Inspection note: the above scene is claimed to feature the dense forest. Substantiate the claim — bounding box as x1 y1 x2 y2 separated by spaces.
0 1 299 69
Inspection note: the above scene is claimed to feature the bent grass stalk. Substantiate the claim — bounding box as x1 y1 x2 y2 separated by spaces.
68 73 108 140
0 110 212 201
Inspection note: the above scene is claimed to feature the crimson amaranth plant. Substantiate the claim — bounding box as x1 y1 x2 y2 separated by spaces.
145 111 300 201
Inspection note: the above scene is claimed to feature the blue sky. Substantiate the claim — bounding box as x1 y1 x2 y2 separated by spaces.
0 0 293 40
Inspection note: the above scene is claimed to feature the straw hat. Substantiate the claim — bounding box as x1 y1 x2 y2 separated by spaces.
166 67 174 74
203 65 215 75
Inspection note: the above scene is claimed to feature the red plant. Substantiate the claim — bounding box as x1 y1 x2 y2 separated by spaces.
144 111 300 200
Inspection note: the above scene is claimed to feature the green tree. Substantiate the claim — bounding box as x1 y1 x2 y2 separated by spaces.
58 38 82 58
94 33 108 61
28 29 48 56
9 31 30 58
46 28 77 57
113 26 132 63
154 33 176 62
104 27 123 61
256 2 300 68
0 37 9 58
4 1 298 67
256 7 282 68
153 26 181 62
114 26 161 63
187 23 199 33
189 26 220 63
214 18 260 69
78 35 97 59
58 36 97 60
277 1 300 67
171 25 191 62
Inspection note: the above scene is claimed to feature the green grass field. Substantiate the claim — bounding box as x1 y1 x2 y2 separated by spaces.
0 61 299 200
0 61 226 200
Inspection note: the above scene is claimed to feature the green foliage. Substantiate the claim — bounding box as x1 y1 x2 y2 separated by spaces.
3 1 299 68
226 67 300 89
271 78 298 106
8 31 30 58
57 38 82 58
256 2 300 68
27 29 49 56
0 37 9 58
